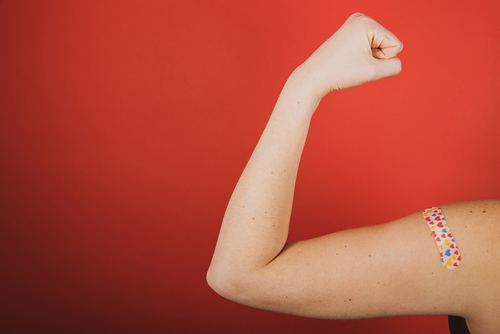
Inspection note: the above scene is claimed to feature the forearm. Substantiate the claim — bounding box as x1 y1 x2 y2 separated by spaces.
207 69 321 287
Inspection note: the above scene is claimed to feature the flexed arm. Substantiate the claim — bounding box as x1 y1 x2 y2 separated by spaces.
207 13 403 316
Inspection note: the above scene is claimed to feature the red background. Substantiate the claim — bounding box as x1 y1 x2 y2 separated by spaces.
1 1 499 333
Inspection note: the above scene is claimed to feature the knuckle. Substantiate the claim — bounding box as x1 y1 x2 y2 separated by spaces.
348 13 369 26
350 12 365 19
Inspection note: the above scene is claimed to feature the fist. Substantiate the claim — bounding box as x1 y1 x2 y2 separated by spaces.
296 13 403 96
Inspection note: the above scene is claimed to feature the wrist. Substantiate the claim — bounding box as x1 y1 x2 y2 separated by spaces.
278 68 324 117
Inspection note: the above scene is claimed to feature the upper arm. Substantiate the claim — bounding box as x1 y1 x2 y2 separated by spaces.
226 199 500 321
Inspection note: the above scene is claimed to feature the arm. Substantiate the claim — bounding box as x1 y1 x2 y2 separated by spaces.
205 13 500 321
207 12 402 307
207 14 500 328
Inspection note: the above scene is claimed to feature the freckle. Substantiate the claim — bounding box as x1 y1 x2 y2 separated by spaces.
483 211 486 213
252 218 255 220
297 101 300 104
470 211 473 213
345 246 347 248
369 255 371 257
344 300 346 302
271 172 273 174
336 253 338 255
465 226 467 228
349 299 351 301
273 225 275 227
286 296 288 298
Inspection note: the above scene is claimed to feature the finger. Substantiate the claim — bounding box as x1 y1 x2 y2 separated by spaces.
372 56 402 80
369 27 403 60
371 46 402 60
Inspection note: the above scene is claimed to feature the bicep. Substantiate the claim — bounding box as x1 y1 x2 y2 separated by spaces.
236 204 495 320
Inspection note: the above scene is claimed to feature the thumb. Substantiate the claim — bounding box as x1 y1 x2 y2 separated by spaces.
371 56 402 80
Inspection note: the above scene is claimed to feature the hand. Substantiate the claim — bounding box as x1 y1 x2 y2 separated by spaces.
295 13 403 97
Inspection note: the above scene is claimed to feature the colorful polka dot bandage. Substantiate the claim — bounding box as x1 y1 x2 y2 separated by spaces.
422 207 461 270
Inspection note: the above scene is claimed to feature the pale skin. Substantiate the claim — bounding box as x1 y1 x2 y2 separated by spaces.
206 13 500 334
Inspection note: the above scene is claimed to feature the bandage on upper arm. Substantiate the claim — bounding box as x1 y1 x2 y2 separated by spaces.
422 207 461 269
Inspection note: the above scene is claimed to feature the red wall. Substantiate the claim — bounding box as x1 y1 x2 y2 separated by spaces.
1 1 499 333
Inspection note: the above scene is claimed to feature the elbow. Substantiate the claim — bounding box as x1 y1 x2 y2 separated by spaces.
206 265 252 303
206 267 222 295
206 267 236 300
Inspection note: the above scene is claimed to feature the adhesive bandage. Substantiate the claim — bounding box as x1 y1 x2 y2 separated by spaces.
422 207 461 269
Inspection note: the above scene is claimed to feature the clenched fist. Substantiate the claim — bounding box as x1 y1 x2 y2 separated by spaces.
295 13 403 97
